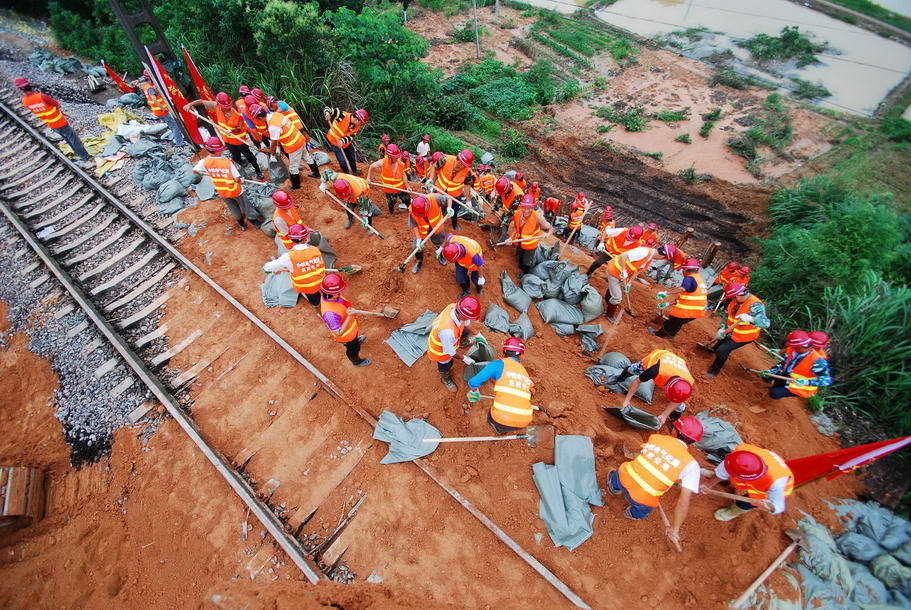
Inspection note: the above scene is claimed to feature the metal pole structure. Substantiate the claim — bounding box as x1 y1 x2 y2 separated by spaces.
472 0 481 59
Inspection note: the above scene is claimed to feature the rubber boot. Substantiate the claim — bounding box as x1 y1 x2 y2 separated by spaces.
475 281 484 295
605 302 621 324
388 200 396 215
236 217 247 231
412 252 423 274
353 358 371 367
458 283 470 299
307 162 320 178
252 162 264 180
714 505 749 522
648 327 669 338
289 173 301 190
440 370 457 391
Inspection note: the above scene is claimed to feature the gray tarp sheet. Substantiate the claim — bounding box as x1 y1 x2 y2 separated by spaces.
532 435 603 551
577 324 603 354
695 411 743 464
484 303 511 334
385 310 438 367
509 312 535 340
373 410 441 464
260 271 298 308
502 271 532 313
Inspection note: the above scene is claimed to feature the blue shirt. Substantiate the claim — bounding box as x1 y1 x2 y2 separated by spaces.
467 357 519 389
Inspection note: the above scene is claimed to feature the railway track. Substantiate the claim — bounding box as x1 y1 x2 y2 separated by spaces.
0 94 590 607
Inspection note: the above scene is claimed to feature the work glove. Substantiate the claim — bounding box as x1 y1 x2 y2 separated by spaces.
319 182 328 193
657 291 667 300
360 217 369 227
759 370 771 380
624 283 632 294
597 242 606 253
446 206 456 217
467 389 481 403
657 302 669 310
475 335 488 345
262 269 271 275
737 313 754 323
462 355 476 365
477 276 486 286
620 270 629 281
716 328 728 340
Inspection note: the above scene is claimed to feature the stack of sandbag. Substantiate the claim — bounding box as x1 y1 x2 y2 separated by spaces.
584 351 655 404
483 303 535 341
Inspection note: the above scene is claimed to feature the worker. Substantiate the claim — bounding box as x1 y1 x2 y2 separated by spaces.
324 106 368 175
270 190 306 253
707 444 794 521
408 195 451 273
320 170 376 230
587 224 643 276
707 261 741 305
761 330 832 400
427 296 483 390
466 337 534 434
704 282 770 378
430 149 475 230
414 155 432 182
809 330 830 358
603 243 668 323
491 175 525 241
185 93 263 179
264 100 318 189
527 182 542 205
642 222 659 248
236 85 251 111
475 164 496 200
377 134 391 159
513 171 528 191
416 133 431 158
565 194 587 244
510 195 554 274
319 273 370 367
192 137 265 231
366 144 410 215
15 77 91 164
250 87 267 103
134 70 187 147
606 416 704 547
543 196 561 224
442 234 485 297
733 265 752 287
241 95 269 146
609 348 695 425
261 224 325 307
650 258 707 339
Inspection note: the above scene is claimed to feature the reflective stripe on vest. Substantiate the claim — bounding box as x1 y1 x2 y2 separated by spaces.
569 208 585 230
140 82 168 117
381 157 406 193
215 106 247 145
714 269 738 286
477 174 496 195
411 195 443 239
202 157 242 198
668 272 707 319
335 173 369 203
273 207 304 248
607 249 654 279
449 235 482 271
436 156 470 197
512 210 543 250
321 296 359 343
427 304 465 362
288 246 325 294
491 358 534 429
22 92 67 128
641 349 694 388
618 434 694 508
280 104 304 130
726 295 763 343
326 112 359 148
268 112 305 153
729 443 794 499
416 159 431 179
787 349 822 397
502 183 524 211
605 231 640 256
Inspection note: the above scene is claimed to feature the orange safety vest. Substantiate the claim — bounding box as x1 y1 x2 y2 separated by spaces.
668 272 707 319
435 155 471 198
714 268 739 287
733 271 751 287
476 174 496 196
415 158 432 180
202 156 243 198
448 235 483 271
605 229 641 256
544 197 560 213
234 97 247 113
326 112 360 148
501 182 525 212
139 82 169 117
335 173 369 203
267 112 305 154
782 347 822 398
279 102 304 130
427 304 466 363
642 228 659 246
380 157 406 193
511 210 543 251
598 216 616 239
528 184 541 204
619 434 695 508
514 177 528 191
728 443 794 500
607 248 654 279
726 295 764 343
491 358 534 429
641 349 694 389
22 92 67 128
288 245 325 295
245 110 268 142
410 194 444 239
568 205 585 231
273 206 305 249
321 296 359 343
215 106 247 145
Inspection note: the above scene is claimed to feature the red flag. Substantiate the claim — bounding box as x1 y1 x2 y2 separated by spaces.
181 46 218 125
101 60 136 94
144 48 203 146
787 436 911 488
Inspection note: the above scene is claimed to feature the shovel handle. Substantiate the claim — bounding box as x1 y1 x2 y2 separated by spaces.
700 488 768 507
657 504 683 553
731 541 799 609
348 308 391 317
496 236 539 247
422 435 526 443
399 215 449 267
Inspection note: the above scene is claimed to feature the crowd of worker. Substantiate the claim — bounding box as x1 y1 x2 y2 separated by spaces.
14 75 836 546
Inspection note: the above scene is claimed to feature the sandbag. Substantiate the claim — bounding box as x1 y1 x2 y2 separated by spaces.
194 176 216 201
896 540 911 567
551 323 575 336
126 137 164 158
799 516 855 594
501 271 532 313
484 303 511 334
157 179 185 204
269 156 289 185
531 260 572 285
599 351 631 369
694 412 743 464
530 243 559 267
313 150 331 166
509 312 535 340
870 554 911 595
579 285 604 323
118 92 145 107
561 271 588 305
536 299 584 325
174 163 200 187
839 532 885 564
848 561 891 605
585 364 623 389
521 273 545 299
614 375 655 405
857 506 905 548
542 278 563 299
462 341 497 381
796 564 851 609
881 517 910 552
577 324 602 354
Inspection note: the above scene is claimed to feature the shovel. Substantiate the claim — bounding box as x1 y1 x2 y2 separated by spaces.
421 425 548 447
349 306 400 319
325 264 363 274
496 235 540 247
739 363 801 384
624 288 637 318
602 405 661 430
731 531 805 609
657 503 683 553
395 212 450 273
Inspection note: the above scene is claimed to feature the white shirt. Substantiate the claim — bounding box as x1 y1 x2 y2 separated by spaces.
602 227 629 239
416 141 430 157
678 460 701 494
714 462 789 514
625 246 654 264
193 158 240 178
262 243 309 273
267 112 283 141
438 307 469 357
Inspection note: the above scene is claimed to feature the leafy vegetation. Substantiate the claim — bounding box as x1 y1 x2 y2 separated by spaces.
528 9 636 66
710 69 775 91
699 121 715 138
674 133 691 144
789 77 832 100
677 165 711 182
597 125 613 133
596 105 648 132
726 94 792 177
824 0 911 34
498 128 530 159
640 151 663 160
452 23 487 43
702 108 722 121
653 110 688 122
737 26 828 67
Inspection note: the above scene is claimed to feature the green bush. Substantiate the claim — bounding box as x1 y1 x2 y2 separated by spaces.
737 26 828 67
710 70 774 91
556 80 582 102
702 108 722 121
522 60 556 106
654 110 688 122
641 151 663 160
674 133 691 143
452 23 487 43
442 58 516 93
596 105 648 131
469 76 539 120
881 116 911 142
499 128 530 159
789 77 831 99
699 121 716 138
597 125 613 133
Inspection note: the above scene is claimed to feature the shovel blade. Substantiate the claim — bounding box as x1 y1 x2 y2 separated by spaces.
380 306 400 319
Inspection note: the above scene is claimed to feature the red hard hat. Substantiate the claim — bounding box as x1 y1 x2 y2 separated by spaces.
271 190 293 209
531 182 539 189
739 266 752 275
401 150 410 160
381 134 390 143
577 191 585 199
288 224 310 241
333 178 352 199
673 415 704 443
410 196 429 216
665 377 693 403
244 94 257 106
422 133 430 141
431 151 445 163
681 257 701 270
603 206 614 219
725 262 740 272
385 143 401 158
321 273 347 295
457 149 474 166
251 87 265 100
239 85 251 95
476 164 489 172
442 242 465 262
658 243 677 259
809 331 829 349
515 172 524 181
520 194 536 208
495 176 512 196
14 76 30 88
354 108 369 123
503 337 526 355
248 103 264 118
456 296 481 320
647 222 658 231
265 95 277 107
416 155 426 165
571 200 583 210
215 92 232 108
724 451 767 481
723 282 748 299
204 136 225 152
626 225 644 241
786 330 812 347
